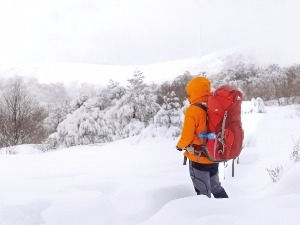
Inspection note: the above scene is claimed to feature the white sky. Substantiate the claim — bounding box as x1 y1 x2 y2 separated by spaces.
0 0 299 66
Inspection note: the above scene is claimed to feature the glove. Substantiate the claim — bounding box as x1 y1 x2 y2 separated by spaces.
176 146 183 151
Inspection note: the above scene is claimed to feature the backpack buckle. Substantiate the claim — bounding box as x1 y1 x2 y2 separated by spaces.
185 145 195 154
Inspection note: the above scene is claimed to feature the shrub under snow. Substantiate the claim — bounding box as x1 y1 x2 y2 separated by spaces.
242 97 265 114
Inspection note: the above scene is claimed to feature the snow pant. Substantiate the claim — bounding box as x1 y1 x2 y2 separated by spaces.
189 160 228 198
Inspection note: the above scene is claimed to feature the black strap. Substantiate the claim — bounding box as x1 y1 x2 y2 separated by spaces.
192 103 209 147
183 156 187 165
192 103 207 112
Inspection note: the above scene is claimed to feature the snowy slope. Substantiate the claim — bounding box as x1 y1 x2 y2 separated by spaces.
0 105 299 225
0 48 253 87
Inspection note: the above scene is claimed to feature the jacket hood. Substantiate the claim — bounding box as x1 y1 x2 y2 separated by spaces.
186 77 211 103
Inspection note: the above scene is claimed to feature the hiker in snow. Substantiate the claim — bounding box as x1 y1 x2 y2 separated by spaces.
176 76 228 198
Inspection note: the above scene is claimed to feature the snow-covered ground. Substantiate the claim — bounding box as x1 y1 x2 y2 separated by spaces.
0 105 300 225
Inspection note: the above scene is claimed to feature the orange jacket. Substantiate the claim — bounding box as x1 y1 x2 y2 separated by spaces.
177 76 213 164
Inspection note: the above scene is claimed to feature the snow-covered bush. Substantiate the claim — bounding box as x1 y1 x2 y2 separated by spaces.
296 103 300 117
241 101 255 114
109 70 160 139
3 146 17 154
125 70 160 124
154 91 182 138
165 126 181 139
38 134 59 151
46 71 162 147
155 92 181 125
120 120 145 138
254 97 266 113
156 72 193 108
266 165 284 183
43 101 71 134
50 95 113 147
290 138 300 162
266 137 299 183
69 95 90 110
106 79 126 102
242 97 265 114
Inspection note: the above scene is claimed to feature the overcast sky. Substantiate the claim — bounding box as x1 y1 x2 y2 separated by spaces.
0 0 299 67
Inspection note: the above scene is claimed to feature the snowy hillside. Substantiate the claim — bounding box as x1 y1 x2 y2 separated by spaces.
0 105 299 225
0 48 253 87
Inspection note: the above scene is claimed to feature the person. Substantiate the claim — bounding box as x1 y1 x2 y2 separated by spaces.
176 76 228 198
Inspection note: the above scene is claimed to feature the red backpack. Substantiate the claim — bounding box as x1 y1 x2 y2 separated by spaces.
196 85 244 162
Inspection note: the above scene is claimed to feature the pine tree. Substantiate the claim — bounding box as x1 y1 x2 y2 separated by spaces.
114 69 160 138
154 91 182 138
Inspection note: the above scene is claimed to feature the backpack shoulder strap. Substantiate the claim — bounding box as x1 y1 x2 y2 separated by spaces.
192 102 208 135
192 103 207 112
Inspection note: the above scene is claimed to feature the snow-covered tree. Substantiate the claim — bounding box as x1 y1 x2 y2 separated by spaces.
29 78 70 103
106 79 126 103
69 95 90 111
0 76 48 147
50 93 113 147
125 69 147 121
154 91 182 138
76 82 98 98
114 70 160 138
43 101 72 134
255 97 266 113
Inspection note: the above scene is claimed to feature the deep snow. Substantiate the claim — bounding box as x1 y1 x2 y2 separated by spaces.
0 105 300 225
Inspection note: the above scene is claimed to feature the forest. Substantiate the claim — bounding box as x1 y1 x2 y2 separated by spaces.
0 62 299 150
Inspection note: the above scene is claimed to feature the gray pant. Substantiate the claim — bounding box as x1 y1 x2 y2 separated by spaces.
189 161 227 198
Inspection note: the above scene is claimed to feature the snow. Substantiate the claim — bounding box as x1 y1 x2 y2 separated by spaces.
0 105 300 225
0 48 252 88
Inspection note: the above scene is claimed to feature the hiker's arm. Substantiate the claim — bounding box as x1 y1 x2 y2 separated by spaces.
177 108 196 149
